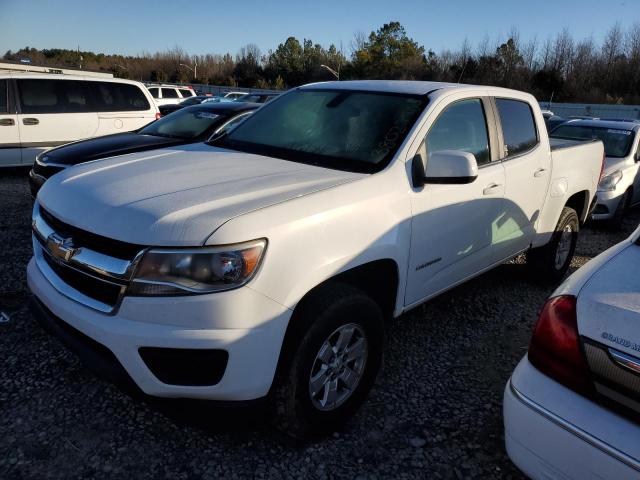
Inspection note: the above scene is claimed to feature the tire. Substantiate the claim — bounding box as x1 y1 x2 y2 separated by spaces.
608 188 631 231
271 283 384 439
527 206 579 283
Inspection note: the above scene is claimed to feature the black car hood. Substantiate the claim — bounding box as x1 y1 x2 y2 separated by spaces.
41 133 185 166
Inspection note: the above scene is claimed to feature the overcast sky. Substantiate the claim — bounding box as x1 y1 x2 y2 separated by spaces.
1 0 638 57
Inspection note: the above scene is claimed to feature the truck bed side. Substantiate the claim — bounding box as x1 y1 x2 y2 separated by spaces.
534 138 603 247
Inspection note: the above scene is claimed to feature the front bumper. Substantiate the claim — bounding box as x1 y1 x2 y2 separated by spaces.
27 256 292 401
504 357 640 479
591 189 623 220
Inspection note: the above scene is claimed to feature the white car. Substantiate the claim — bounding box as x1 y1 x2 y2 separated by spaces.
223 91 249 100
551 119 640 228
0 73 158 167
146 85 196 106
504 226 640 479
29 80 603 437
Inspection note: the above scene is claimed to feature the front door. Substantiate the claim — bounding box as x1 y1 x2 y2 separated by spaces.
0 79 22 167
405 97 506 306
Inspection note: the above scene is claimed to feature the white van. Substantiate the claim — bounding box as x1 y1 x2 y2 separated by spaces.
0 74 159 167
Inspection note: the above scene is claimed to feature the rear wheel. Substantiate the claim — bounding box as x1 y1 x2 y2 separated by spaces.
271 283 384 439
527 207 579 283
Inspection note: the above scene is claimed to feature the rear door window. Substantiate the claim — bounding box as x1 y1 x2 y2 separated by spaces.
90 82 150 112
17 79 91 114
424 98 491 166
161 88 178 99
495 99 538 158
0 80 8 113
148 87 159 98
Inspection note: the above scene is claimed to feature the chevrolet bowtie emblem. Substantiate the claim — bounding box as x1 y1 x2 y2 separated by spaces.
46 233 78 262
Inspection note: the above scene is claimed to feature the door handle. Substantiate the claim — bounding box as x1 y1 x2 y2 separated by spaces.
0 118 15 126
22 118 39 125
482 183 502 195
534 168 548 178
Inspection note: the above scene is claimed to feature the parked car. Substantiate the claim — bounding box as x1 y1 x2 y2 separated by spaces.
146 85 196 106
28 80 603 438
0 73 158 167
235 93 279 104
223 91 249 100
158 96 221 116
545 115 569 133
551 119 640 228
541 109 554 120
504 225 640 479
29 102 259 195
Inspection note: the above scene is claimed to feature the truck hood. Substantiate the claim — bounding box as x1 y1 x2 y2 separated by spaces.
37 143 364 246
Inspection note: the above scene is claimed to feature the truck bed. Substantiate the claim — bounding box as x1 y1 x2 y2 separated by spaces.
550 137 599 152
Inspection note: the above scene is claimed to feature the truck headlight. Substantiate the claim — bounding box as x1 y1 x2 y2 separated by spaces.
598 170 623 191
129 239 266 296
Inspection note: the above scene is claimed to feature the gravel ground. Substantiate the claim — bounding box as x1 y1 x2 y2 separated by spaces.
1 167 638 479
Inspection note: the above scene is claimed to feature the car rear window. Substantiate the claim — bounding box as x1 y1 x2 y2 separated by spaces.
551 125 635 158
161 88 178 99
495 98 539 157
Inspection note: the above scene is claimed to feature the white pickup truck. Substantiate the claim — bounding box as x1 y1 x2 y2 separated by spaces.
28 81 604 437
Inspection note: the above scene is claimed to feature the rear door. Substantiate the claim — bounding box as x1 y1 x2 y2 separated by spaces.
91 81 156 134
16 78 99 165
492 97 551 260
0 78 22 166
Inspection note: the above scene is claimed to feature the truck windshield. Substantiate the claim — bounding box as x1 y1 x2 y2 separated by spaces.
140 107 222 139
211 89 428 173
551 125 635 158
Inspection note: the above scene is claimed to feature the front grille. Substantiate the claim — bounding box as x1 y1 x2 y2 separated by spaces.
40 207 144 261
43 252 124 307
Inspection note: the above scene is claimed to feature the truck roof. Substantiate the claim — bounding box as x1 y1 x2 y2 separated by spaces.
298 80 530 98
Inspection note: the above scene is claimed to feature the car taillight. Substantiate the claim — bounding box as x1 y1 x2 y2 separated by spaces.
528 295 595 395
155 112 161 120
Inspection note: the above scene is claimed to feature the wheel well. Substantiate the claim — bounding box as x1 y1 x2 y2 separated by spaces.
565 190 588 223
271 260 400 388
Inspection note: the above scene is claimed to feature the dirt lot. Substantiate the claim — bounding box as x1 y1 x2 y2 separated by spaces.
1 167 637 479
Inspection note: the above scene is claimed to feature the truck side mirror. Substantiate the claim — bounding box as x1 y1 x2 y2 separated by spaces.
413 150 478 186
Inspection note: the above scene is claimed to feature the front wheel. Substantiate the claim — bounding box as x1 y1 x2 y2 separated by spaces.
527 206 579 283
270 283 384 439
609 188 631 231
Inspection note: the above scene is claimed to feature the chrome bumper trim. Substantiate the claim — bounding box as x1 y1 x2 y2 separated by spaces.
31 202 147 314
509 380 640 472
32 203 144 281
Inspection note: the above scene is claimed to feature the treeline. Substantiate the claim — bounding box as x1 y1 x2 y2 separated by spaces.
5 21 640 104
